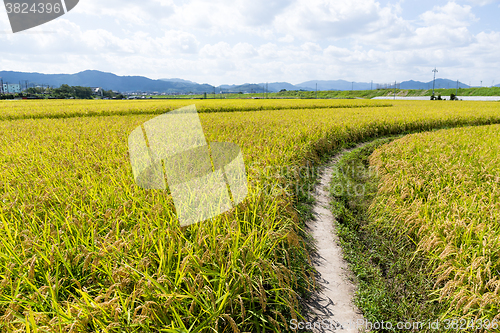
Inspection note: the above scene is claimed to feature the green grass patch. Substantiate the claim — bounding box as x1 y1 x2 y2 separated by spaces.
331 125 500 331
330 138 447 332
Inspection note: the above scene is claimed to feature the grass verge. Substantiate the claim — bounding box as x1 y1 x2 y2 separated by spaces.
329 137 447 332
331 126 500 332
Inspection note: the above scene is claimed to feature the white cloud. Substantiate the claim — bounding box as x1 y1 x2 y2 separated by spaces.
73 0 174 26
200 42 232 59
258 43 282 60
357 2 476 51
301 42 322 53
156 30 200 54
463 0 499 5
163 0 288 36
420 2 477 28
274 0 384 40
278 34 295 43
0 0 499 85
324 45 351 57
233 43 258 58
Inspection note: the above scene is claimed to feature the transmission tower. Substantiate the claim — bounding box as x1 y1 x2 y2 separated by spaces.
432 68 438 95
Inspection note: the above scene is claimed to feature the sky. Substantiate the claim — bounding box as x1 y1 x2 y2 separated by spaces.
0 0 499 86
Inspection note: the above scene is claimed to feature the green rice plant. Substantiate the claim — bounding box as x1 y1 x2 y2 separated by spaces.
0 100 500 331
0 99 391 121
329 139 448 332
369 124 500 326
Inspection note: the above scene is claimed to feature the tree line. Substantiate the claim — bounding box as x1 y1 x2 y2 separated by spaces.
0 84 124 99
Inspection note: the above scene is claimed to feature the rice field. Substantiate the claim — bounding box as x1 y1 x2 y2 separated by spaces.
369 124 500 323
0 99 391 121
1 99 500 332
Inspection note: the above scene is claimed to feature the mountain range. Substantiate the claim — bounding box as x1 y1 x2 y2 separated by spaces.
0 70 213 94
1 70 497 94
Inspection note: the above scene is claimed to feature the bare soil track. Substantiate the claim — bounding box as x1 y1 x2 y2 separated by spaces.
304 145 367 333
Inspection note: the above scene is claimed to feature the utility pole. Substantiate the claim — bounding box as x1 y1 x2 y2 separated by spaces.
315 83 317 99
432 68 438 96
480 81 482 88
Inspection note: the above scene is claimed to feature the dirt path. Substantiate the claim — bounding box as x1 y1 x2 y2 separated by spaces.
304 147 366 332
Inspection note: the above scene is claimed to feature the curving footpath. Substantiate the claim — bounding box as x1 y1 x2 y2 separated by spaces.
306 145 368 333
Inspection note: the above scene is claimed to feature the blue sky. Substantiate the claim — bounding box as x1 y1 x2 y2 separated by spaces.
0 0 499 86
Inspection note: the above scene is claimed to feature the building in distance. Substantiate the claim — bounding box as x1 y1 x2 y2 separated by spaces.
2 83 21 94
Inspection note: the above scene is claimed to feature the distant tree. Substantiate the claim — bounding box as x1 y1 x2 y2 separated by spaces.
73 86 93 99
54 84 73 98
102 89 116 98
52 84 93 99
26 87 44 94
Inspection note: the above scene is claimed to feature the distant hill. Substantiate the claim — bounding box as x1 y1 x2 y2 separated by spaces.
258 82 299 92
0 70 215 93
400 79 469 90
160 78 197 84
295 79 469 91
0 70 487 93
219 83 265 93
399 80 430 89
222 82 306 93
295 80 374 91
